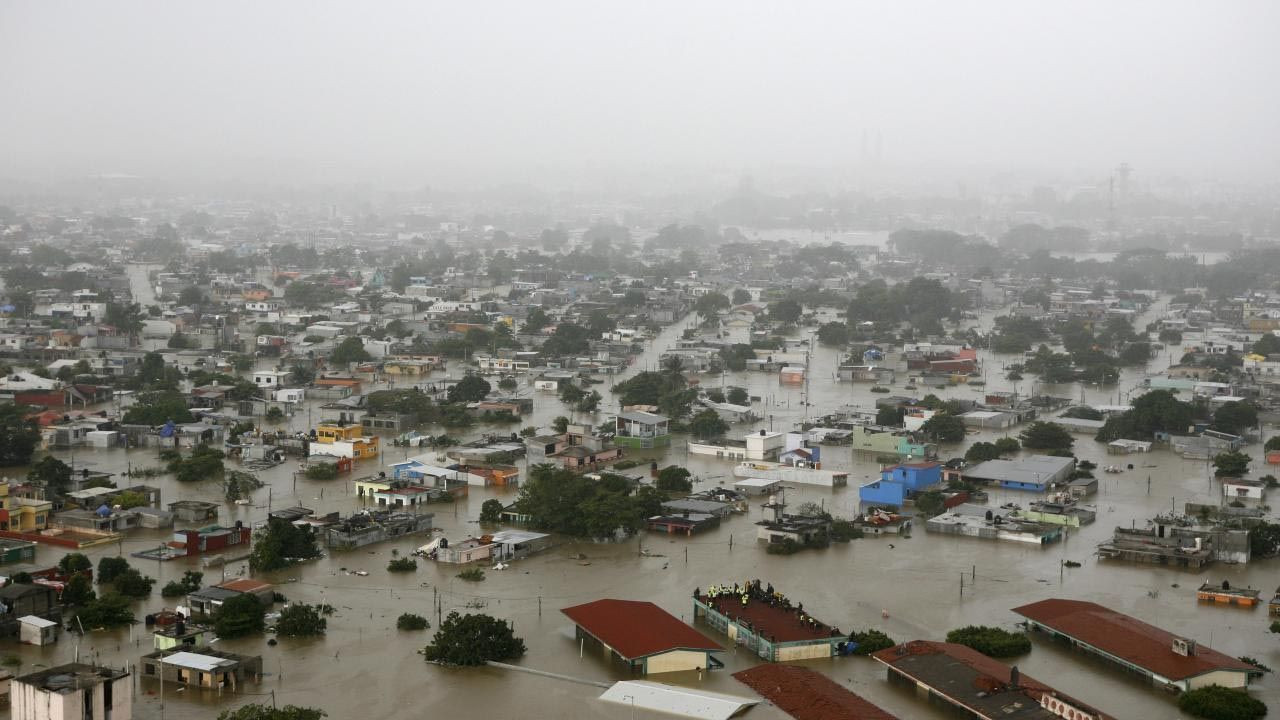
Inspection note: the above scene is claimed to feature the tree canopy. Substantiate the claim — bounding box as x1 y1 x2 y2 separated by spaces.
423 612 526 666
249 517 322 572
0 403 41 466
1018 421 1074 452
513 464 666 538
1095 390 1197 442
217 705 326 720
448 375 492 403
214 594 266 637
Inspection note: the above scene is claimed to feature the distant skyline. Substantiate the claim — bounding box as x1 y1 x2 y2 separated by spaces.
2 1 1278 191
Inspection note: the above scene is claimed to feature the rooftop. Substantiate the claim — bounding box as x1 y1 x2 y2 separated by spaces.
1012 599 1255 682
16 663 128 693
561 599 722 660
873 641 1113 720
696 591 836 644
734 664 897 720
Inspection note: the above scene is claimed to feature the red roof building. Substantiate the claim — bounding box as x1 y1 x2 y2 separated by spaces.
1013 598 1258 691
873 641 1114 720
561 599 722 675
735 664 897 720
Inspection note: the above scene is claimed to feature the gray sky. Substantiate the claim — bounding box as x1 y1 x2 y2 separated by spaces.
2 0 1278 190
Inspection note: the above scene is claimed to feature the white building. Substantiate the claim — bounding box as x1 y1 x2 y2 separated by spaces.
252 370 291 388
12 663 132 720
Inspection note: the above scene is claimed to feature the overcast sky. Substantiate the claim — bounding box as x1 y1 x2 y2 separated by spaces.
2 1 1277 190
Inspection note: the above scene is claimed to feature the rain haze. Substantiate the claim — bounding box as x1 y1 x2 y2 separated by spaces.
3 0 1279 190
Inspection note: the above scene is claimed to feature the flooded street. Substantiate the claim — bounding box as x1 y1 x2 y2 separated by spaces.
4 282 1276 720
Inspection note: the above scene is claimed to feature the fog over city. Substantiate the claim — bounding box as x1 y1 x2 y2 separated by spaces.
5 3 1280 720
3 1 1279 191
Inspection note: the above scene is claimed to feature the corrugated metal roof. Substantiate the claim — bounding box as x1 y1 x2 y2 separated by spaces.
561 599 722 660
599 680 756 720
162 651 237 672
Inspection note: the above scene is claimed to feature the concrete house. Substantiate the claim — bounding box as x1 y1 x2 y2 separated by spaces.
859 461 942 510
12 664 131 720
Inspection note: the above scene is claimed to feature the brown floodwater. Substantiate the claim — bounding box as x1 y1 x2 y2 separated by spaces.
1 275 1275 719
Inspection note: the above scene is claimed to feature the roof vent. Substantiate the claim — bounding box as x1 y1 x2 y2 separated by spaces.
1172 637 1196 657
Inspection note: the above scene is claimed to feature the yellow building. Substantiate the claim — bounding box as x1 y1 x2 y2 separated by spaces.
312 423 380 460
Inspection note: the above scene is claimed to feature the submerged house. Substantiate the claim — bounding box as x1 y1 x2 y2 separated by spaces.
858 462 942 511
324 510 434 550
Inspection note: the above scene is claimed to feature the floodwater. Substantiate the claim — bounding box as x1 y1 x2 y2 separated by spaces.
2 273 1276 719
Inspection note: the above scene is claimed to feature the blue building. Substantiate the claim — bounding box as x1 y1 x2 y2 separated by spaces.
859 461 942 509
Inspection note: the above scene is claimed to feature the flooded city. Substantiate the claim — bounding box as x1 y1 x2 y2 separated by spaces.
3 3 1280 720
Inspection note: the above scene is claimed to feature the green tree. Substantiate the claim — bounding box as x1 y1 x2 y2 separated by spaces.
330 336 372 365
693 292 731 320
59 552 93 574
214 593 265 636
914 490 947 517
523 307 551 334
448 374 492 403
218 706 326 720
731 289 752 305
161 571 204 598
1213 451 1251 478
61 574 95 606
290 363 317 384
816 322 850 346
97 556 131 584
1213 401 1258 436
423 612 526 666
1095 389 1197 442
726 386 749 405
965 442 1001 463
249 517 321 572
74 592 134 629
104 302 145 342
688 409 729 440
26 455 73 495
388 557 418 572
113 568 156 598
122 389 195 425
1018 421 1074 451
1252 333 1280 356
656 466 693 494
876 405 905 427
921 414 966 443
0 403 41 466
993 437 1021 455
768 299 802 325
276 603 327 637
541 322 593 356
847 629 895 655
1266 436 1280 453
113 490 149 509
1177 685 1266 720
946 625 1031 658
479 499 504 524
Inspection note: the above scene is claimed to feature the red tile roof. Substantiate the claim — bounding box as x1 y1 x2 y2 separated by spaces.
1012 599 1254 681
735 664 897 720
561 599 722 660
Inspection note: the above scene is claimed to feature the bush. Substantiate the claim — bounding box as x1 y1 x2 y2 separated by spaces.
847 629 895 655
61 574 95 606
113 568 155 598
993 437 1020 455
457 568 486 582
945 625 1031 658
829 519 863 542
276 603 327 637
305 463 339 480
217 705 327 720
656 466 693 494
74 592 135 630
59 553 93 574
265 407 285 423
161 571 204 598
388 557 418 572
1178 685 1267 720
423 612 525 666
397 613 430 631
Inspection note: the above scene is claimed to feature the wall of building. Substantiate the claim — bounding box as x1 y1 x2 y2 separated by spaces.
645 650 708 674
1185 669 1250 690
775 643 833 662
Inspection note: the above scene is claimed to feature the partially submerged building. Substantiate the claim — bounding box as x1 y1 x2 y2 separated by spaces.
141 648 262 690
926 504 1063 545
873 640 1114 720
693 584 842 662
12 664 131 720
1096 515 1250 568
324 510 433 549
1013 598 1259 691
561 599 723 675
963 455 1076 492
